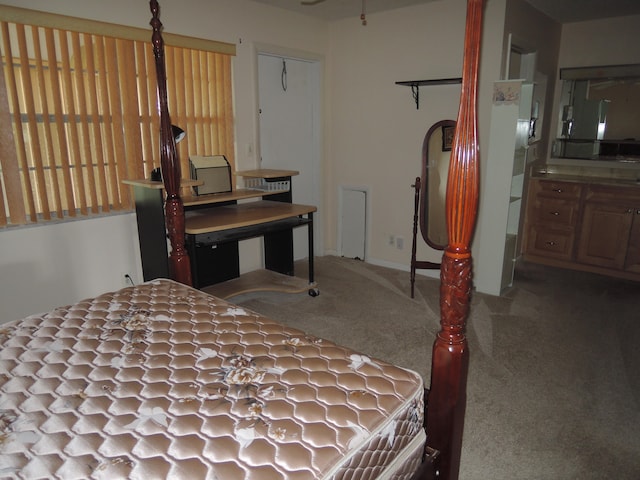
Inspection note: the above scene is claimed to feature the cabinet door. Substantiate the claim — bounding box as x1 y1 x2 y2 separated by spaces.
624 211 640 273
577 202 633 269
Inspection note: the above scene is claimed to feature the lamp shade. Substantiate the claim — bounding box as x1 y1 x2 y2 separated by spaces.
172 125 186 143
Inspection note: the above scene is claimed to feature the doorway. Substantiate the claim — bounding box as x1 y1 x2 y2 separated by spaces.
257 52 323 261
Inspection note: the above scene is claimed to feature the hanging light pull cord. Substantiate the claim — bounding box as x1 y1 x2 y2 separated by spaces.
281 58 288 92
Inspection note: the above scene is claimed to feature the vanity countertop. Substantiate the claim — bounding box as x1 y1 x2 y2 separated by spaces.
531 171 640 189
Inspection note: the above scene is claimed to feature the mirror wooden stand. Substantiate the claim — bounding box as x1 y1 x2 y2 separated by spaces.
410 119 456 298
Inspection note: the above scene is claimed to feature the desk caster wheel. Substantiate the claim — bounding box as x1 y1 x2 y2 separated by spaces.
308 288 319 297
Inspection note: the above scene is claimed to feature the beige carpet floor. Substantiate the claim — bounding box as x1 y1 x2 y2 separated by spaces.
229 255 640 480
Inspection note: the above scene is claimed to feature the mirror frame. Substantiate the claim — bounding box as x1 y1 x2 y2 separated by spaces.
419 119 456 251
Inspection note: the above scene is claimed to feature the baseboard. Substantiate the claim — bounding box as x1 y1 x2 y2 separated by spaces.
313 253 441 280
367 257 441 280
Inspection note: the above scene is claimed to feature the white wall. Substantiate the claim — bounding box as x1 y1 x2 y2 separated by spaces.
0 214 141 322
326 0 465 268
559 14 640 67
503 0 561 150
326 0 509 274
473 0 561 295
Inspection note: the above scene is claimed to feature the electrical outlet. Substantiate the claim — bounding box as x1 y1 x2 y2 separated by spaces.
122 273 135 287
396 236 404 250
388 234 395 246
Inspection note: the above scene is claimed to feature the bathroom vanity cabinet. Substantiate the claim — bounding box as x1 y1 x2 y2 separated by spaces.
524 177 640 281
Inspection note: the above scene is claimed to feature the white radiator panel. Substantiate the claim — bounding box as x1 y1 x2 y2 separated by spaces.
341 187 367 260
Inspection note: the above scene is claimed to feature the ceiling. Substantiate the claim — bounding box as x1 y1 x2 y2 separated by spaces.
251 0 434 21
250 0 640 23
525 0 640 23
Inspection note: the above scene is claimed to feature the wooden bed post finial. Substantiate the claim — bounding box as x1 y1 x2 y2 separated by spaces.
426 0 484 479
149 0 192 286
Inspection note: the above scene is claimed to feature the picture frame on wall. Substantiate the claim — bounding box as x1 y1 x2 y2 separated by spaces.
442 125 455 151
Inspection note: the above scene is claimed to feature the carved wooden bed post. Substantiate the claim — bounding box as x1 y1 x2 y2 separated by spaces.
425 0 484 479
149 0 192 286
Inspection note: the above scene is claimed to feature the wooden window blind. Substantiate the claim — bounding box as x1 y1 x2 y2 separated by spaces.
0 6 235 227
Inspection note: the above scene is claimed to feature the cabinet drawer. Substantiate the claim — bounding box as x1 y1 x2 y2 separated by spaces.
536 180 583 200
527 226 575 260
532 198 580 226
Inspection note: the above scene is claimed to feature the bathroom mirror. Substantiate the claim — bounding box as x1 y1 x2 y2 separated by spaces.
554 64 640 161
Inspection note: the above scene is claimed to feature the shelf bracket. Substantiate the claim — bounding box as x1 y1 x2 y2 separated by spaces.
395 78 462 109
411 85 420 109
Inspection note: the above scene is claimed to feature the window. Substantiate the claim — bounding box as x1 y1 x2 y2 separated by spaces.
0 6 235 227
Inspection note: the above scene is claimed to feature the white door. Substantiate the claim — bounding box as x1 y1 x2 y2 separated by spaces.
258 54 322 261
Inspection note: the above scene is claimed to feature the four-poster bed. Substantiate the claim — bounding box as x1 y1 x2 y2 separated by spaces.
0 0 483 478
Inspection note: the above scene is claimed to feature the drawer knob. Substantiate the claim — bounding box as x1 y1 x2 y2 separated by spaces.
550 211 560 216
546 241 557 246
553 188 563 193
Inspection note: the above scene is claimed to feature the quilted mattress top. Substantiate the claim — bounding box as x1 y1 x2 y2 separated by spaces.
0 279 423 479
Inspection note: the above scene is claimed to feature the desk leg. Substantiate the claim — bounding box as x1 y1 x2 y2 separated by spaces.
264 176 294 275
307 212 319 297
133 185 169 281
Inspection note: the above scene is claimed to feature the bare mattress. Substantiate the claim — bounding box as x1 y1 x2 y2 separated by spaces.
0 279 425 479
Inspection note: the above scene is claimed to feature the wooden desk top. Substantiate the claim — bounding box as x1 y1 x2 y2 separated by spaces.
123 178 202 189
185 200 316 234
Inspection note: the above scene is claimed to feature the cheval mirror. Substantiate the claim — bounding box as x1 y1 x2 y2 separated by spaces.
410 119 456 298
